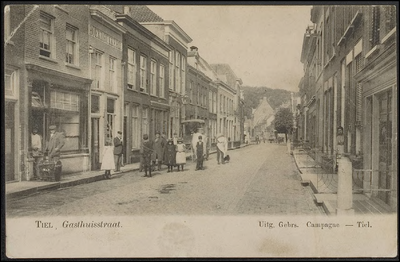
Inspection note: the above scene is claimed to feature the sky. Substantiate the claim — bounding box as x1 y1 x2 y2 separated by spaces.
149 5 313 93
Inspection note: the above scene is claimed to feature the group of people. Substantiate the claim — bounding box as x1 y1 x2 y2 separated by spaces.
140 131 188 177
100 131 189 178
31 125 65 180
100 129 231 179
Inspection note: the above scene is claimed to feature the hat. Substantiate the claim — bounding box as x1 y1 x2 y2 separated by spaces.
198 135 202 139
216 133 223 138
49 125 56 130
117 131 122 135
155 131 160 135
143 134 149 140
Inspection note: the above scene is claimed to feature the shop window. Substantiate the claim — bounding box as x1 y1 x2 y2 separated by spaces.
50 91 79 111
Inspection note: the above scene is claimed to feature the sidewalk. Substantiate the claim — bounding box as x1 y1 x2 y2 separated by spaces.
292 147 393 215
6 162 141 200
6 144 249 200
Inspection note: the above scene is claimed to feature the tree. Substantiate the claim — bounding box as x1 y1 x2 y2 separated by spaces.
274 108 293 136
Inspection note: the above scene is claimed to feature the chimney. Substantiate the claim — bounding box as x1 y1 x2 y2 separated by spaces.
190 46 198 51
124 6 131 14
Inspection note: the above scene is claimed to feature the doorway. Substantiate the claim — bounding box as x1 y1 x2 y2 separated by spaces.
377 90 392 204
91 118 100 170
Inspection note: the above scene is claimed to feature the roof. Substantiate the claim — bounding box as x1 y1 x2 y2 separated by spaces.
126 5 164 22
210 64 240 88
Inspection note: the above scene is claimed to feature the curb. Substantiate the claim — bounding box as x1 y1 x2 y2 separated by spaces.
7 167 139 200
292 152 331 216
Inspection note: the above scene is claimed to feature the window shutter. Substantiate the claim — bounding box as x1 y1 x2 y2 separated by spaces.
371 6 380 47
356 83 362 123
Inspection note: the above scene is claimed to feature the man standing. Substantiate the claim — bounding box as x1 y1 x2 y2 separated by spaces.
195 135 205 171
141 134 154 177
31 127 42 179
45 125 65 162
113 131 123 172
31 127 42 153
152 131 164 171
192 127 207 161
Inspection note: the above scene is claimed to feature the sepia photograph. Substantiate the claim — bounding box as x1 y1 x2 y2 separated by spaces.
3 2 398 258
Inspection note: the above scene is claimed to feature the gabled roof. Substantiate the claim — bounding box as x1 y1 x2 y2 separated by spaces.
126 5 164 22
210 63 241 88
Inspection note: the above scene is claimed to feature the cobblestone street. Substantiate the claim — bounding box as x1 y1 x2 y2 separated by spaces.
6 143 325 217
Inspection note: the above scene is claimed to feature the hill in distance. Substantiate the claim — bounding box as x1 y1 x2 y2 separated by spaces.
242 86 295 119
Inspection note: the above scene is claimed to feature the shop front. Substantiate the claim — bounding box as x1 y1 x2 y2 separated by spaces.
27 65 91 178
356 35 397 211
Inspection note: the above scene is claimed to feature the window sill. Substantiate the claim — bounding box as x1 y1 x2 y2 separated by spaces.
365 45 379 59
39 55 58 64
65 63 81 70
381 27 396 44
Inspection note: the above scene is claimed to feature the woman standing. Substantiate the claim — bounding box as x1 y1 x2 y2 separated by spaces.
101 141 115 179
216 133 228 164
164 139 176 173
175 138 186 171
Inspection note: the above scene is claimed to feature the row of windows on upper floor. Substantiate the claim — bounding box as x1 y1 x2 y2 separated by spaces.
306 5 396 77
6 10 239 107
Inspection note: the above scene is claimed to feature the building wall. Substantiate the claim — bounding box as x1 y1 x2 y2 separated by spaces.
300 5 397 211
89 6 124 169
5 5 27 181
118 16 170 164
22 5 92 176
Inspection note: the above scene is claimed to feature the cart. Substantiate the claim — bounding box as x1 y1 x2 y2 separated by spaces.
37 157 62 181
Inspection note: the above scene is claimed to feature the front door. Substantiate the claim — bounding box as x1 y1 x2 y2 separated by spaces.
5 101 15 181
377 90 392 204
91 118 100 170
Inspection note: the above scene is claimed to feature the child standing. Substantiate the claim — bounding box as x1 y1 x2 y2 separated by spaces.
195 135 205 171
101 141 115 179
164 139 176 173
175 138 186 171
